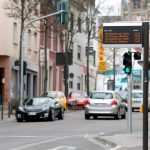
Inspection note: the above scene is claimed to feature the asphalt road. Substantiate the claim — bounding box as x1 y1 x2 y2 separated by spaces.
0 110 145 150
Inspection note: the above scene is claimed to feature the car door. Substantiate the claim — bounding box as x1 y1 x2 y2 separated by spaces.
52 99 61 116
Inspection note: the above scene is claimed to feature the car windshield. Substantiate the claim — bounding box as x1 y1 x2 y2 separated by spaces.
70 92 85 98
44 92 57 98
41 92 57 98
26 98 51 106
89 92 113 99
132 92 143 98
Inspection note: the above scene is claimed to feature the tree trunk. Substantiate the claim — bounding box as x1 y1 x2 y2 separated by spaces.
43 20 48 94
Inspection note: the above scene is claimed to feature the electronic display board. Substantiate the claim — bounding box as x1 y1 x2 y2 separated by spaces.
103 23 142 48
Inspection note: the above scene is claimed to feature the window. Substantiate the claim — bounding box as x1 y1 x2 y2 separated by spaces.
93 25 96 38
133 0 141 8
13 22 17 43
86 17 89 32
13 0 18 3
77 45 81 61
70 42 73 51
49 30 52 49
90 92 113 99
69 81 73 88
42 32 45 47
56 67 59 90
27 29 31 50
57 34 60 52
70 13 74 31
77 76 80 90
50 31 53 50
78 17 81 32
34 32 37 51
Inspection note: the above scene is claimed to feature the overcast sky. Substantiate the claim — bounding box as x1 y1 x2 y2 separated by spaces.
96 0 121 16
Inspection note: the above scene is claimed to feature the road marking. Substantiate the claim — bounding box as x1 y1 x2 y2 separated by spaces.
48 146 76 150
8 135 83 150
0 136 42 138
84 134 106 148
110 145 122 150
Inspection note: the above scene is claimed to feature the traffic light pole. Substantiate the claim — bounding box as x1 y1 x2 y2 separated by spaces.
128 74 132 133
142 22 149 150
20 10 65 106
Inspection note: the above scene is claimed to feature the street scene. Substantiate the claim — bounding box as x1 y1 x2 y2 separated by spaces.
0 0 150 150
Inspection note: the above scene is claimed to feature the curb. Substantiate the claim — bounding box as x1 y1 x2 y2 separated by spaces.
94 136 117 149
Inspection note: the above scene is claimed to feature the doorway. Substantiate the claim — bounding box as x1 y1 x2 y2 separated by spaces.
0 68 4 105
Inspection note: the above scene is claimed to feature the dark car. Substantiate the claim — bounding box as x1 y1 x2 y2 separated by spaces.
16 97 64 122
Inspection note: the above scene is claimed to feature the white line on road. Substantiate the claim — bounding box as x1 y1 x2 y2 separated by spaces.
0 136 44 138
110 145 122 150
47 146 76 150
8 135 83 150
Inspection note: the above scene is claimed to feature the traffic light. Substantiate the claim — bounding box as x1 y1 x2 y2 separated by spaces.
14 60 20 66
23 61 27 75
134 52 141 60
123 51 132 75
56 0 68 25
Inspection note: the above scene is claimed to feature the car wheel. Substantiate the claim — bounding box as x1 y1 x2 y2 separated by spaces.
57 108 64 120
121 110 126 119
85 114 90 120
114 110 120 120
48 109 55 121
16 115 23 122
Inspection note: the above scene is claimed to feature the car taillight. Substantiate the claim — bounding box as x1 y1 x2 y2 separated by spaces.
86 99 90 105
111 100 118 105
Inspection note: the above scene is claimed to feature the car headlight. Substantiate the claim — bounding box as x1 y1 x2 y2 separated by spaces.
42 106 49 111
18 106 24 112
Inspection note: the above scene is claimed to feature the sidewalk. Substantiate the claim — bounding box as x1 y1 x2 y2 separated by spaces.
0 108 16 122
95 132 150 150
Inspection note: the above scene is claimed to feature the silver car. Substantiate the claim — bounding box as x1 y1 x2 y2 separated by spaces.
84 91 126 120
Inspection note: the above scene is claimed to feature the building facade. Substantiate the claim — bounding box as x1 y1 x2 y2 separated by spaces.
0 0 40 108
0 0 98 109
68 0 97 94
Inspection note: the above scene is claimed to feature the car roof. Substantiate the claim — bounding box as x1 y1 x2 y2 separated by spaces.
91 90 116 93
46 91 64 93
132 90 143 93
32 97 53 99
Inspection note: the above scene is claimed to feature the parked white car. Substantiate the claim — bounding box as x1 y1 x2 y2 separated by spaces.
84 90 126 120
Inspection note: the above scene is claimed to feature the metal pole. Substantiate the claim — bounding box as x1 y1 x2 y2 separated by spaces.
128 73 132 133
122 0 132 21
123 0 132 134
142 22 149 150
113 48 115 90
87 34 90 95
20 10 65 106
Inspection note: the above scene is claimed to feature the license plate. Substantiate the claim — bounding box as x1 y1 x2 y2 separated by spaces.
94 103 107 107
28 112 36 115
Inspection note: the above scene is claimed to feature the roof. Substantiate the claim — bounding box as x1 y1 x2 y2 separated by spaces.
91 90 116 93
